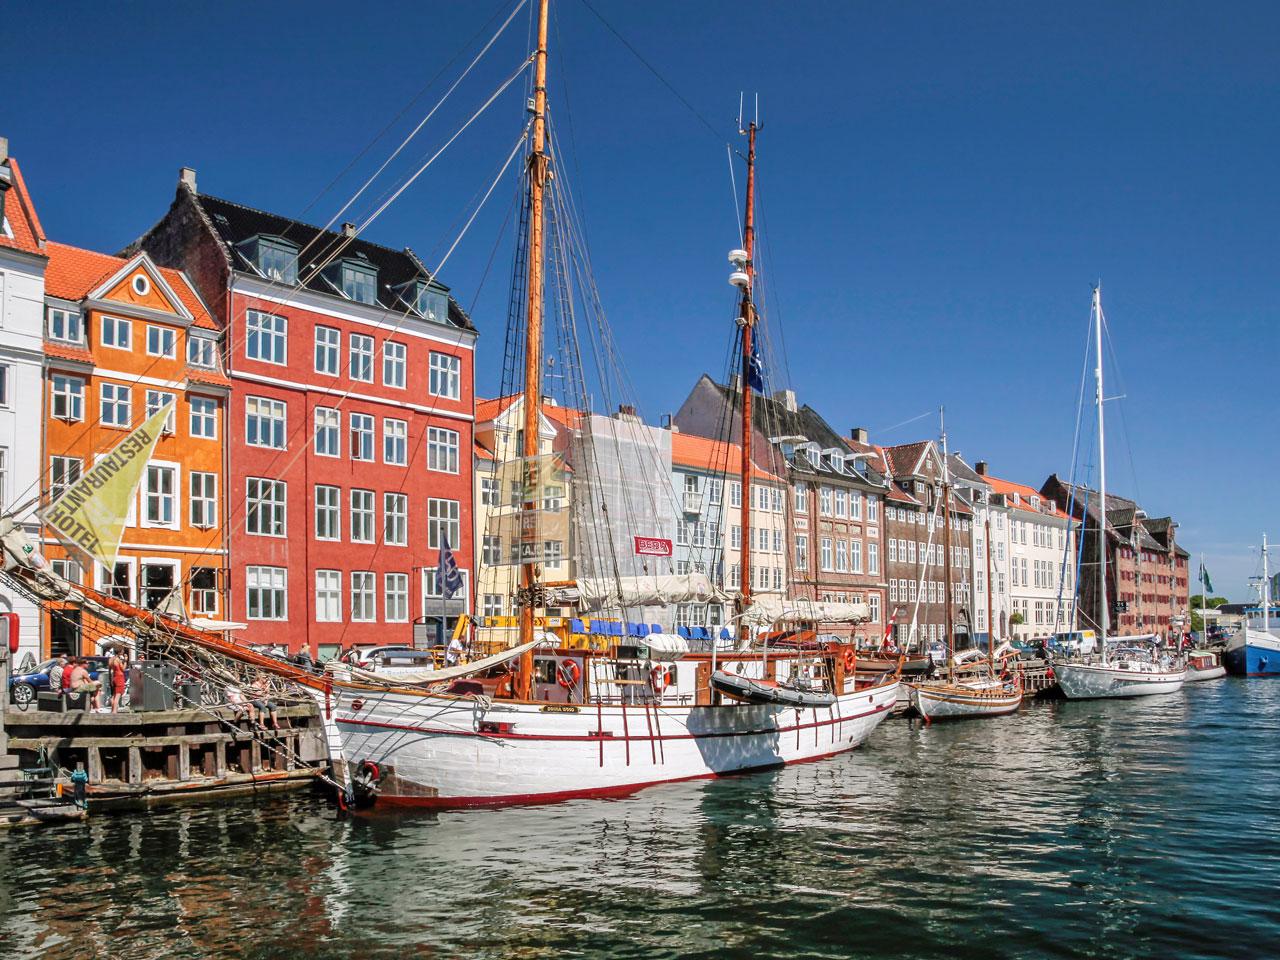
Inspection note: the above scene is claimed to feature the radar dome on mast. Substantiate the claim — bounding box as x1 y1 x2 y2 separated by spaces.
728 249 750 288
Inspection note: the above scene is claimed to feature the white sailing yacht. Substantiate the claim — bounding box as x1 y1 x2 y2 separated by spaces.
1054 287 1186 700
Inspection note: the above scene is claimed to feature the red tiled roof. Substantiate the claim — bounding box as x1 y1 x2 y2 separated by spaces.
474 439 495 461
476 394 585 430
186 368 231 389
984 473 1070 519
671 432 783 483
44 342 95 365
0 158 47 256
883 441 931 478
44 242 216 329
886 485 920 505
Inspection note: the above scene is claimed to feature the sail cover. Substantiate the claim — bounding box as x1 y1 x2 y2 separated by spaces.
334 633 555 687
742 595 870 625
556 574 727 612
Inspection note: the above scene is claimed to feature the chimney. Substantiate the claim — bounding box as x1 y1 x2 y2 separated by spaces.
0 137 9 165
850 426 869 444
342 222 356 238
179 166 197 193
614 403 640 423
774 388 797 413
0 138 11 223
975 460 989 476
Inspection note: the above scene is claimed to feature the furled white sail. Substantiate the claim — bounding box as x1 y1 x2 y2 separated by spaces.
742 595 870 625
330 633 555 687
555 574 727 611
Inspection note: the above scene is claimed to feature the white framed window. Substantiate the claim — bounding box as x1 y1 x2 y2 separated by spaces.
188 335 218 368
850 492 863 521
429 352 460 399
384 418 407 465
868 541 879 575
427 498 460 549
730 481 742 508
47 307 83 343
189 396 217 439
480 477 500 506
821 537 833 571
834 488 848 518
383 341 406 388
835 539 848 572
351 571 376 622
427 427 459 473
145 390 177 434
772 529 783 552
100 382 132 427
384 492 408 546
820 487 833 516
315 407 340 457
190 471 217 528
350 489 375 543
51 558 82 585
481 594 503 618
482 534 503 565
246 478 286 537
349 333 374 382
315 484 340 540
314 325 340 376
142 463 177 529
51 375 84 421
245 396 286 448
867 494 879 523
146 325 177 358
350 413 375 461
101 315 132 350
245 310 286 365
246 565 287 620
385 573 409 622
793 484 807 514
50 456 82 499
707 478 723 505
316 570 342 622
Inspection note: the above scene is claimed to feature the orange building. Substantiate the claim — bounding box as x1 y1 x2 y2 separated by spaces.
41 243 229 656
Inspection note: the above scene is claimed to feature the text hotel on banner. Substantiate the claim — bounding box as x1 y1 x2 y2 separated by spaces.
633 536 673 557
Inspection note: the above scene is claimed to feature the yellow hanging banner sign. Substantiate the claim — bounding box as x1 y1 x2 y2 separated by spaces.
40 401 174 571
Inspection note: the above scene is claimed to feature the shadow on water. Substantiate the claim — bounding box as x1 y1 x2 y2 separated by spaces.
1 680 1277 960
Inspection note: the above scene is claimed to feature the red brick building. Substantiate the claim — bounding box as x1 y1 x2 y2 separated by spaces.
131 169 478 656
1042 475 1190 638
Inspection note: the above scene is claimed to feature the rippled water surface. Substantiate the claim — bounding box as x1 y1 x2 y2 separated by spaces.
2 678 1277 959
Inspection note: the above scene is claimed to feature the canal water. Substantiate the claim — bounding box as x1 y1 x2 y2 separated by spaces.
1 678 1276 960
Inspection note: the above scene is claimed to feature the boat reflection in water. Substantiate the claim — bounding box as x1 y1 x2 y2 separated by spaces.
1 682 1275 960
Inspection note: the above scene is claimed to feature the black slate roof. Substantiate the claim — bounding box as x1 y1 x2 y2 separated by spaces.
195 193 475 331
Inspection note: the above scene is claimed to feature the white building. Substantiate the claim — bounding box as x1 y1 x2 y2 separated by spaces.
976 464 1077 641
0 141 47 663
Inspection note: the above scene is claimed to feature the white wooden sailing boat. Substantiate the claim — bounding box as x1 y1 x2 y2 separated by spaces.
1054 287 1186 700
908 413 1022 721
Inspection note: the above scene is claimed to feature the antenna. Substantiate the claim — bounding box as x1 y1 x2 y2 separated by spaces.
737 92 744 134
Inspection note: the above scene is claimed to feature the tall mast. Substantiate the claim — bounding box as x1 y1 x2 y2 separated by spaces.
1264 534 1271 634
1094 285 1109 664
737 120 758 644
517 0 551 696
940 407 955 683
986 511 995 678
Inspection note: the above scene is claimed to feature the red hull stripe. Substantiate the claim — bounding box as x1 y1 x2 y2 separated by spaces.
338 701 889 743
367 745 857 810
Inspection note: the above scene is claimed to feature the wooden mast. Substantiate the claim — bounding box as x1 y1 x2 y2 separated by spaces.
940 411 955 684
516 0 551 698
737 121 758 645
985 511 995 679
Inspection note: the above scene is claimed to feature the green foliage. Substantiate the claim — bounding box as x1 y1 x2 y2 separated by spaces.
1009 612 1025 626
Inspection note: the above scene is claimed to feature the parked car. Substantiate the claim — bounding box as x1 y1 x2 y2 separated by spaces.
9 656 110 707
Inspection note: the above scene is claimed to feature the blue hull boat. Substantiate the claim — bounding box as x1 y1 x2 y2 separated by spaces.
1224 631 1280 676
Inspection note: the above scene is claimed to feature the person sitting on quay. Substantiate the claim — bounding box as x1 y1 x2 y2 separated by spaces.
247 675 281 731
67 658 102 710
47 655 68 694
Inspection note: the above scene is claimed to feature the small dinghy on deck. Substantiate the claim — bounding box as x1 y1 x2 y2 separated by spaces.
710 670 837 708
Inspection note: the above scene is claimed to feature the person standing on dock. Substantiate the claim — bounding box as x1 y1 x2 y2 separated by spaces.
108 653 127 714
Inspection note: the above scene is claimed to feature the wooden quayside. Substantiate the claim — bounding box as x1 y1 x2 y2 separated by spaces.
2 703 329 810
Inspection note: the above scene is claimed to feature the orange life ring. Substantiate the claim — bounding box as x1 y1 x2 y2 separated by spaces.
650 665 668 690
843 649 856 673
557 659 581 688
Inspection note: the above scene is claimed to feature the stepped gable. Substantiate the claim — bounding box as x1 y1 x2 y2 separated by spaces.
191 192 475 331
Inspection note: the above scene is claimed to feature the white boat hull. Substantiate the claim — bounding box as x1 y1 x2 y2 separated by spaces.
1055 661 1186 699
909 681 1022 720
330 677 899 807
1186 664 1226 682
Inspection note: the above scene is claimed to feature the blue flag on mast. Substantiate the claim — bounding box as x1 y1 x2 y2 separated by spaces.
439 536 464 600
746 335 766 393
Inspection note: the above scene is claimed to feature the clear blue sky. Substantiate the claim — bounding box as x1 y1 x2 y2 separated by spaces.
5 1 1276 599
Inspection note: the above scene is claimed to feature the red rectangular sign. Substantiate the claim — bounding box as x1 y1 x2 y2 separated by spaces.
633 536 673 557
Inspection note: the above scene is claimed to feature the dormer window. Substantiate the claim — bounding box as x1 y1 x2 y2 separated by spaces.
47 307 83 344
341 260 378 304
1012 492 1022 505
240 236 299 283
412 281 449 323
188 335 219 369
1030 495 1040 510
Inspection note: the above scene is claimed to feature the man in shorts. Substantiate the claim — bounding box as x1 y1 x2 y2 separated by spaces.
247 675 280 730
68 658 102 710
